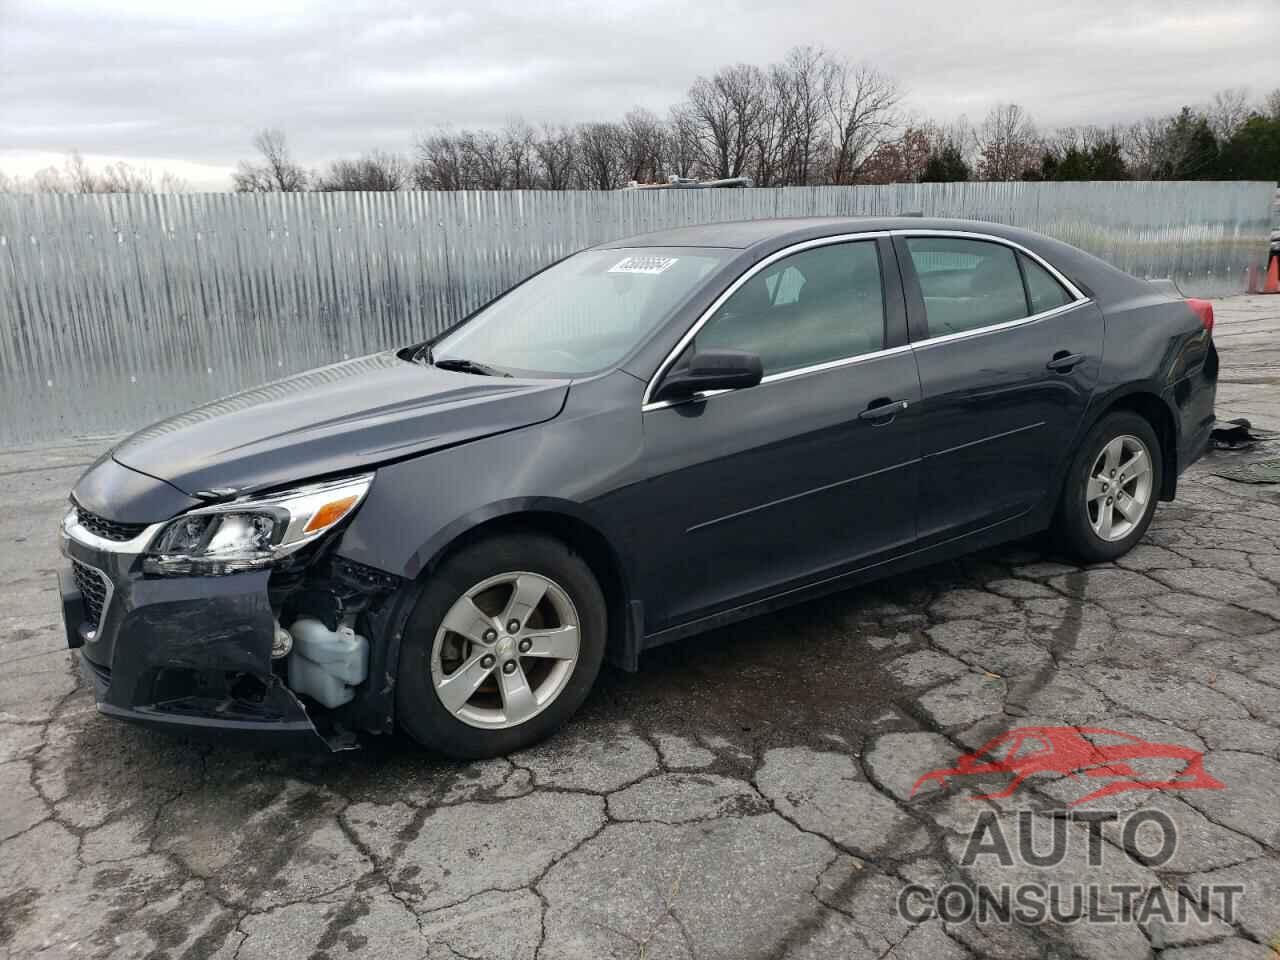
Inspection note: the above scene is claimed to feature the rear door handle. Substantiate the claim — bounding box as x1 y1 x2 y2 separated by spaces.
1046 352 1086 372
859 399 910 423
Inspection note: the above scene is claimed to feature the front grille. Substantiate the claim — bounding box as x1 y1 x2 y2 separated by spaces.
74 507 148 543
71 559 110 631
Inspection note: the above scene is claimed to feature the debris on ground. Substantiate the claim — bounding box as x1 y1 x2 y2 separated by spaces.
1210 458 1280 484
1209 417 1278 450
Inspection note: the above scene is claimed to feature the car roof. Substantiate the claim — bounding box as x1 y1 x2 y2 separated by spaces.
598 216 1042 250
599 215 1151 304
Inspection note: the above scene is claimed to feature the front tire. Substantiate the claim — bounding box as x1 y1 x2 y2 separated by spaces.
1052 411 1162 564
396 533 607 759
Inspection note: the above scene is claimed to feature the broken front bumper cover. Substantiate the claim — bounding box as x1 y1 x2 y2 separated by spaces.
75 650 329 751
59 536 332 752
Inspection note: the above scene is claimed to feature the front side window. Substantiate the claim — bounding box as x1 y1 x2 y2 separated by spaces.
431 247 731 376
693 241 885 376
906 237 1028 337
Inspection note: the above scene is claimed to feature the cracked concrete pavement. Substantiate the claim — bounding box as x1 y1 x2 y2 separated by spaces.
3 296 1280 960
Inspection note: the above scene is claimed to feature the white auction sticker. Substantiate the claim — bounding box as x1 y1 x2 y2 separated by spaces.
608 256 678 275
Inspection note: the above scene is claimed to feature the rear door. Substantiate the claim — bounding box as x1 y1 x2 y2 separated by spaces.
634 236 922 632
895 232 1104 543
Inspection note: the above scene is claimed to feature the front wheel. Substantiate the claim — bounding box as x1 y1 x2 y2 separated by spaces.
1052 411 1163 564
396 533 607 759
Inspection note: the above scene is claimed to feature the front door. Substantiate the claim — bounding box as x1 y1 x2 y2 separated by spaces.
896 233 1104 543
633 237 922 632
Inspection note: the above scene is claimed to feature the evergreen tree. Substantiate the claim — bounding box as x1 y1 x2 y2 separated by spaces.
919 142 971 182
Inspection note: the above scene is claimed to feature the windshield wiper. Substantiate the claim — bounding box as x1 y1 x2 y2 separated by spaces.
432 357 512 377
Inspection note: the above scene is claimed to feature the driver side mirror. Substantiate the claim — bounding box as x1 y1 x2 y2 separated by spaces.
653 349 764 403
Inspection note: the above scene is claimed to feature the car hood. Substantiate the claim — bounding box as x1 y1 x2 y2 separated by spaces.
110 352 570 498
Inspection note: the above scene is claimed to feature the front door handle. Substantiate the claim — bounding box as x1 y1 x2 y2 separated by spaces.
1046 351 1086 372
859 398 910 423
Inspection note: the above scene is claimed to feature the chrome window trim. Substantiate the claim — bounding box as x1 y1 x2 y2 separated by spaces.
908 299 1090 351
61 508 165 554
643 343 914 412
641 231 892 411
641 227 1092 412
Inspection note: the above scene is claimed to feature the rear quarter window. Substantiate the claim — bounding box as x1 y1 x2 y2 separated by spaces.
1019 253 1075 314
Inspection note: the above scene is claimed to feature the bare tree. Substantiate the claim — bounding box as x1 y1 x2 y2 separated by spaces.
1206 87 1252 142
773 46 828 185
577 122 626 190
621 108 668 184
99 161 161 193
413 129 467 190
502 121 538 189
822 60 901 184
157 171 191 192
3 152 185 193
1266 89 1280 121
316 150 409 191
1123 116 1166 178
976 103 1041 180
684 64 767 178
64 151 100 192
461 130 510 189
233 129 308 192
749 65 795 186
532 124 578 189
30 166 70 193
665 106 701 179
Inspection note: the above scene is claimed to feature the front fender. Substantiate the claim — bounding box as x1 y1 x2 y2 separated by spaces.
399 495 635 582
345 496 642 734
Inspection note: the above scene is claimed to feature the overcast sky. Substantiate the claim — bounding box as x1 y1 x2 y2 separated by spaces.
1 0 1275 189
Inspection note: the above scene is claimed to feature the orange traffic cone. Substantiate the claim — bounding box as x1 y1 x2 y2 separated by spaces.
1265 257 1280 294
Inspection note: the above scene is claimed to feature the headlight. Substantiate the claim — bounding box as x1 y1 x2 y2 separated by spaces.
144 474 373 575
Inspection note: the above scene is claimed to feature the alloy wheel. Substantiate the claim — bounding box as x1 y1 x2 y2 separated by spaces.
430 571 581 730
1086 434 1153 542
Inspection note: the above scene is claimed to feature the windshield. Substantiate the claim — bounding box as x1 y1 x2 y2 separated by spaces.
430 247 732 376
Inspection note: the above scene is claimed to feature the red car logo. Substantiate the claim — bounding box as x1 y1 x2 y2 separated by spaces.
911 726 1225 807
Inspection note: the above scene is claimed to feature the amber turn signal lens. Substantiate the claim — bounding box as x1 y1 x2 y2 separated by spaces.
303 494 360 534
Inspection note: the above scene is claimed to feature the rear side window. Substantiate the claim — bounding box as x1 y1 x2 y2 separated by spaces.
695 241 885 375
905 237 1028 337
1019 253 1074 314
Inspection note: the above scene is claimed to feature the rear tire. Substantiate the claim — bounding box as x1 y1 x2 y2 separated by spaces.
1052 411 1163 564
396 533 607 759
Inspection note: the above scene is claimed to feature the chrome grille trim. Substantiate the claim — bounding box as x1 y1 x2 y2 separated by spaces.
61 508 165 554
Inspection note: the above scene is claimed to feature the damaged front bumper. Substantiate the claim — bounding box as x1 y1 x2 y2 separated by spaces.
59 528 338 752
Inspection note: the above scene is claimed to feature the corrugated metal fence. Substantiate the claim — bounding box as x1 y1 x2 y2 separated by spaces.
1 180 1274 447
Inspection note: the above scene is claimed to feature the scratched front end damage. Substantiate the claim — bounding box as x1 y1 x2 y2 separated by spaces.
65 532 406 752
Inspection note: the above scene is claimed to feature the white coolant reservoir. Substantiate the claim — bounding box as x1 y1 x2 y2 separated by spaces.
287 617 369 709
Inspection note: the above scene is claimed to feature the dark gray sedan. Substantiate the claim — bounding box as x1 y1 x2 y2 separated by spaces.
59 217 1218 757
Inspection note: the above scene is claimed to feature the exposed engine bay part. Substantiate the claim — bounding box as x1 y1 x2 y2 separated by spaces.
262 551 405 743
287 616 369 708
272 621 293 659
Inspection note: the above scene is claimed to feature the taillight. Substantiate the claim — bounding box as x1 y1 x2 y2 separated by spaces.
1186 298 1214 334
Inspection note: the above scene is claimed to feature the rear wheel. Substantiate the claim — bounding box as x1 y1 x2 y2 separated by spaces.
396 533 607 759
1052 411 1162 563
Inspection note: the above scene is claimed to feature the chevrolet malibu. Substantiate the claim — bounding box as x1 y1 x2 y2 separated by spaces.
59 218 1218 757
